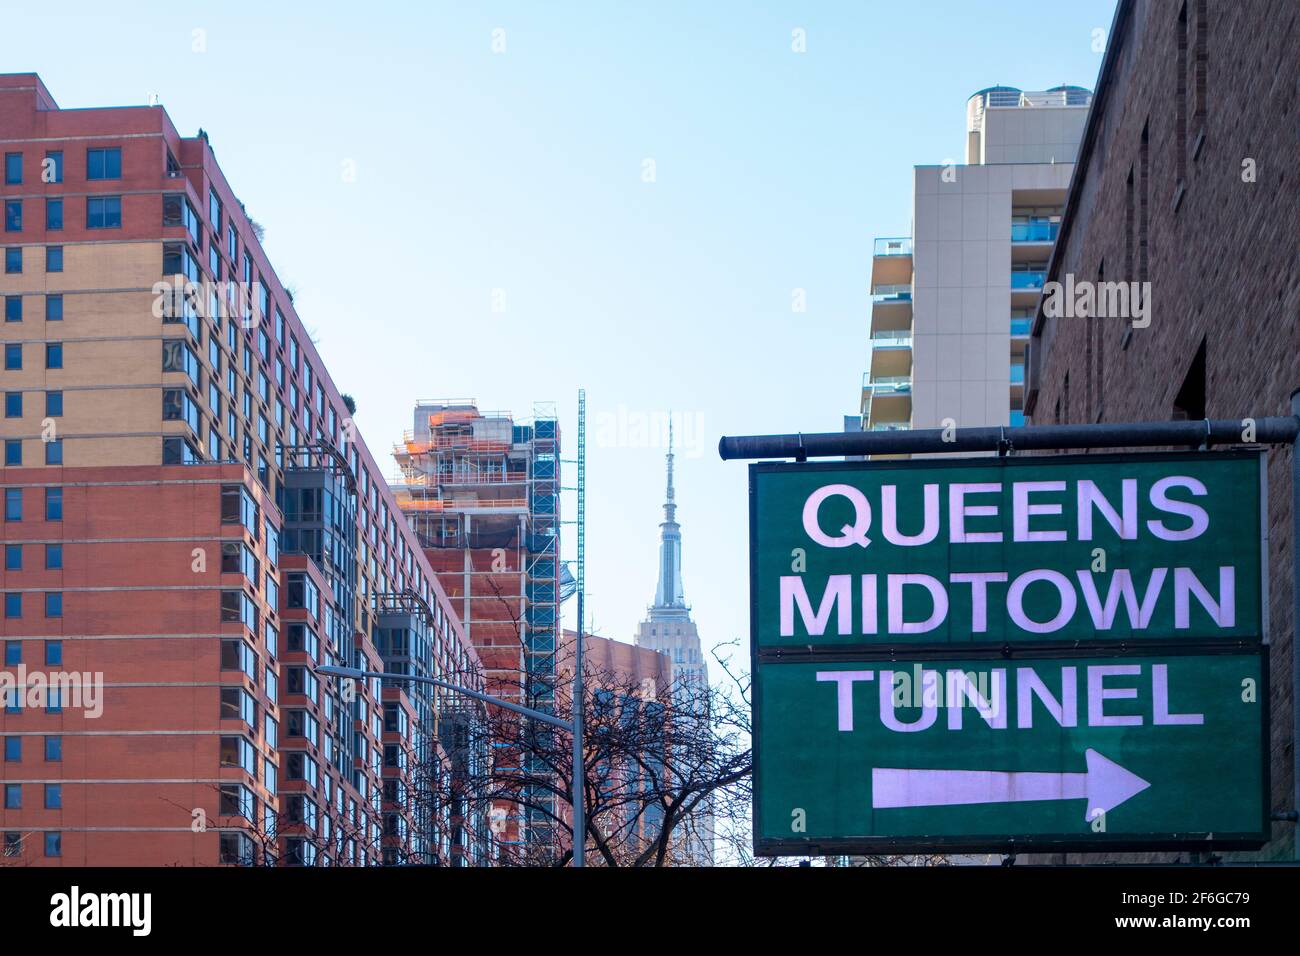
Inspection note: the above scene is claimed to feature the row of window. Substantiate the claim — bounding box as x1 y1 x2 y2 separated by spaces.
3 343 64 370
4 391 63 418
3 487 63 520
4 197 120 232
3 639 62 665
4 440 64 467
2 593 63 618
3 294 63 319
2 831 61 858
4 783 63 809
3 148 119 185
3 736 63 761
0 246 61 273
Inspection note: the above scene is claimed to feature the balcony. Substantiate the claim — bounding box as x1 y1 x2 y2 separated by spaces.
1010 364 1026 385
862 372 912 394
1010 318 1032 337
1010 271 1046 291
870 331 913 350
873 237 913 257
1011 221 1060 243
871 284 913 304
1009 410 1025 427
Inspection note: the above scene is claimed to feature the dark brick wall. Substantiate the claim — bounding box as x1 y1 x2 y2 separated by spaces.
1027 0 1300 862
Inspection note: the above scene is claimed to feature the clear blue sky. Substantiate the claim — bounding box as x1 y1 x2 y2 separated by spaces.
13 0 1117 679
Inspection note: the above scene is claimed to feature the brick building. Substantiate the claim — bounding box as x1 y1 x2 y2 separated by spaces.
0 74 485 866
1025 0 1299 860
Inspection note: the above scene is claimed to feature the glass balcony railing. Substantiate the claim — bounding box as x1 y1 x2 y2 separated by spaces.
1011 221 1060 243
870 331 913 349
1009 410 1025 427
873 237 913 257
871 284 913 303
1010 318 1032 336
862 373 913 393
1010 271 1046 291
1010 364 1026 385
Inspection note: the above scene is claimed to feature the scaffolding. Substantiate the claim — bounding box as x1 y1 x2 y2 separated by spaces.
392 399 561 862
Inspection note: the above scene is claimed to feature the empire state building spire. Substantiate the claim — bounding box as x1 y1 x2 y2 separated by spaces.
652 420 687 613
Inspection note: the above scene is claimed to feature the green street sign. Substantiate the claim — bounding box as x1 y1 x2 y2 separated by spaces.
749 452 1270 855
752 452 1263 649
753 651 1268 852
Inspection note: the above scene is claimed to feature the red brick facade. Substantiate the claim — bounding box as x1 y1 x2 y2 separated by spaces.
1026 0 1300 860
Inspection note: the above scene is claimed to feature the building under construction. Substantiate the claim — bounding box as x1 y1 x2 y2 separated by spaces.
391 401 563 861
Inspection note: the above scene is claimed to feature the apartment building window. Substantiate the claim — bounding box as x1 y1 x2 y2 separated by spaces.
264 620 278 659
220 483 259 536
4 393 19 418
44 784 61 809
4 344 20 369
46 246 62 272
4 488 20 520
220 637 258 682
3 640 17 663
44 439 62 465
4 545 18 570
3 153 20 185
209 189 222 232
4 200 20 232
3 833 20 857
45 487 62 520
3 736 19 761
8 439 26 465
219 783 254 820
45 343 62 369
208 242 221 280
86 196 122 229
43 151 63 184
162 436 200 465
286 666 319 704
86 147 122 180
45 640 61 666
220 686 257 728
46 198 62 230
163 243 199 283
44 593 62 618
286 751 318 786
219 735 256 776
4 249 20 274
162 339 199 384
226 224 237 261
45 295 62 321
46 545 62 570
4 296 20 322
286 574 319 620
220 591 259 635
162 194 200 246
286 623 319 661
45 736 61 761
45 391 62 416
162 388 200 433
44 833 60 858
4 784 20 809
221 541 259 582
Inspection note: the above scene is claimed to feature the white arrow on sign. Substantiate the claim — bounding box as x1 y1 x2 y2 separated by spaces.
872 749 1151 822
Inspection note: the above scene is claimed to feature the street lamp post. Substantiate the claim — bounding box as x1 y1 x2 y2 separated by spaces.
315 663 586 866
